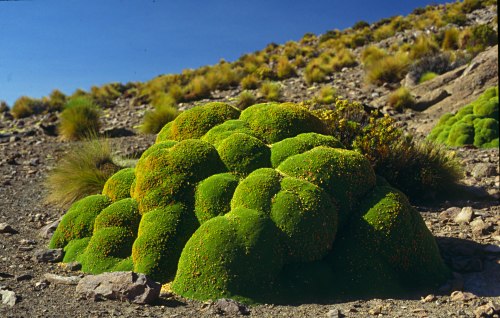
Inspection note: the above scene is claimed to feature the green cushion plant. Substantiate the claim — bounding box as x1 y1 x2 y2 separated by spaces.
50 101 451 303
429 87 499 148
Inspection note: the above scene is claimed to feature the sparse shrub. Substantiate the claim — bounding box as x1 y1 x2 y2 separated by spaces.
314 97 462 199
429 87 499 148
319 29 340 43
469 24 498 51
365 53 409 85
235 90 256 110
387 87 415 111
361 46 387 67
315 86 337 105
352 20 370 30
409 36 439 60
0 101 9 113
256 64 276 80
441 28 460 50
276 56 296 79
45 137 123 208
139 103 179 134
407 52 453 84
304 63 328 84
373 23 395 41
90 84 121 108
183 76 211 101
58 97 101 141
444 11 467 26
460 0 482 13
260 81 282 102
47 89 67 112
240 74 261 90
11 96 47 119
419 71 438 83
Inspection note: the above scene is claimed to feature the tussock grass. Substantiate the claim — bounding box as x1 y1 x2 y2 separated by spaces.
45 137 123 208
58 97 101 141
387 87 415 111
139 103 179 134
235 90 256 110
260 81 282 102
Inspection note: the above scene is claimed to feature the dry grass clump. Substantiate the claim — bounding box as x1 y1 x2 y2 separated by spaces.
365 53 409 85
276 56 297 79
45 137 123 208
387 87 415 111
11 96 47 119
58 97 101 141
139 102 179 134
235 90 257 110
260 81 282 102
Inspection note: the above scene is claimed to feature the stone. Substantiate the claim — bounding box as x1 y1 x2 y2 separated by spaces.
326 308 342 318
34 280 49 291
38 219 60 239
454 207 474 224
44 273 81 285
0 223 18 234
470 218 489 236
210 298 250 316
76 272 160 305
413 89 450 111
34 249 64 263
474 301 499 318
65 262 82 271
0 288 17 307
421 294 436 303
450 291 477 302
472 163 496 179
369 306 382 315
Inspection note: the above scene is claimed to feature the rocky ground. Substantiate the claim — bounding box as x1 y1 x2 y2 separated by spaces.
0 12 499 318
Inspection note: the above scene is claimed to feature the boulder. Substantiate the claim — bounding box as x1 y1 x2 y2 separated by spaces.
75 271 160 304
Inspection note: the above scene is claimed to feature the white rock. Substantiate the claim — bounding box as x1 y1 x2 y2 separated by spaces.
454 207 474 224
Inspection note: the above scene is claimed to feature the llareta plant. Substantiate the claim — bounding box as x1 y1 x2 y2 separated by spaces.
49 101 450 304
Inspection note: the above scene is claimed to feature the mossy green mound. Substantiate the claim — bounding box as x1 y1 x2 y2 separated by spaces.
327 186 450 295
217 133 271 175
201 119 256 148
132 204 198 282
171 208 282 302
76 198 141 274
195 173 240 224
240 103 326 143
132 139 226 213
278 147 376 227
270 132 343 168
49 195 111 249
429 87 499 148
50 101 450 303
166 102 240 141
231 168 338 263
102 168 135 202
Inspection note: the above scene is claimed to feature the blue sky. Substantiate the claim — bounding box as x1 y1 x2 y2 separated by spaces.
0 0 451 106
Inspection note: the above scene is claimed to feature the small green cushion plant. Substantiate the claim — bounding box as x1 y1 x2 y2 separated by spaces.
429 87 499 148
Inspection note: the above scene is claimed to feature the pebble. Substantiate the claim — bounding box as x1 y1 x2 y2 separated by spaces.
474 301 499 318
454 207 474 224
326 308 342 318
421 294 436 303
0 223 18 234
33 248 64 263
450 291 477 302
44 273 81 285
0 288 17 307
369 305 382 315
